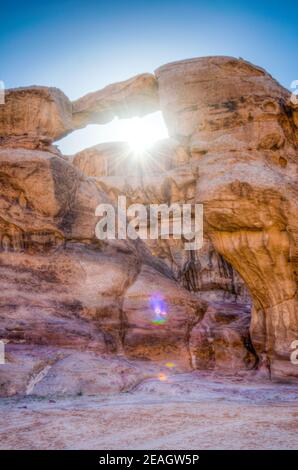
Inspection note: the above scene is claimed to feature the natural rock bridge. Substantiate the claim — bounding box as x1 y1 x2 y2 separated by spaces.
0 56 298 397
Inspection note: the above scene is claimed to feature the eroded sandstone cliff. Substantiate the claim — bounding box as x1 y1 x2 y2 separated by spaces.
155 57 298 380
0 57 297 397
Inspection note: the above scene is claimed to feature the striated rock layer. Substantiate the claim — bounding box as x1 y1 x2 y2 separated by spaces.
0 147 206 396
0 56 297 397
155 56 298 380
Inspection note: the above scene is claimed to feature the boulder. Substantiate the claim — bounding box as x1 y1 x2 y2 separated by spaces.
0 87 73 148
190 302 258 371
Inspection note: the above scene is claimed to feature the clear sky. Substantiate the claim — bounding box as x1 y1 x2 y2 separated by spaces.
1 0 297 153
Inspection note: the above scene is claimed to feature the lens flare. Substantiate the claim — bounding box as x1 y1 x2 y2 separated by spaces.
158 373 167 382
126 114 168 156
165 362 176 369
152 317 166 325
149 293 168 325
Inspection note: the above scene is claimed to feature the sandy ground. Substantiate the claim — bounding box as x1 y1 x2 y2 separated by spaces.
0 371 298 450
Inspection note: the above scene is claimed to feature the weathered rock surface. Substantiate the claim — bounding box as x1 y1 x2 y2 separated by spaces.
155 56 298 380
0 87 73 149
123 264 205 368
72 140 250 303
0 73 159 151
0 56 297 398
72 73 159 128
2 345 174 397
0 146 208 396
190 302 258 371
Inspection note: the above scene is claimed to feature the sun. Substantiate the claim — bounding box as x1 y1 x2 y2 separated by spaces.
57 111 168 155
127 125 152 154
122 113 168 157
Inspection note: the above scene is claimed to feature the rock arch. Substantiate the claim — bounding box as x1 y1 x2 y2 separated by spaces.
0 56 297 391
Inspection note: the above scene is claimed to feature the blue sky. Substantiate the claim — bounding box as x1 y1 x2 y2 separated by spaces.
0 0 297 153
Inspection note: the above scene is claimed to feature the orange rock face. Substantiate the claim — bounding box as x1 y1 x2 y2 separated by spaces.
72 73 159 128
0 87 73 149
0 56 297 398
155 57 298 380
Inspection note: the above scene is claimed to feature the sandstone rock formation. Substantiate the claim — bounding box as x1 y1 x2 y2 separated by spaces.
0 73 159 151
190 302 258 371
72 139 250 304
1 56 297 398
155 57 298 380
0 87 73 150
72 73 159 128
0 145 206 395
